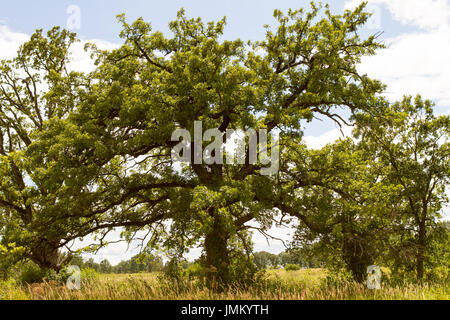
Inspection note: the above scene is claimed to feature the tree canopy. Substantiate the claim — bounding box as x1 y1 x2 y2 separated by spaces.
0 2 448 287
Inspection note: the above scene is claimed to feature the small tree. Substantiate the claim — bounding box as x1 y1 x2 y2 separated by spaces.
288 138 400 281
0 27 85 270
355 96 449 280
99 259 112 273
253 251 280 269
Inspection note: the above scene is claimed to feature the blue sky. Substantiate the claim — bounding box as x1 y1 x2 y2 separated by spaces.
0 0 409 41
1 0 449 264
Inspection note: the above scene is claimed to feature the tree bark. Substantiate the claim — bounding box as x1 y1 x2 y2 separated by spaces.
30 244 65 271
416 220 426 280
342 230 371 283
204 214 230 290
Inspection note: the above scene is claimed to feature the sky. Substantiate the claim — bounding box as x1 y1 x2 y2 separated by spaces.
0 0 449 264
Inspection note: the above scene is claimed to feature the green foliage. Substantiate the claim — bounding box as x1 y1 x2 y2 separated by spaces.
0 26 83 270
425 221 450 282
285 264 302 271
253 251 280 269
17 260 74 285
322 269 354 288
286 137 394 281
279 249 322 268
354 95 449 280
185 263 203 279
22 1 384 287
162 258 187 282
0 278 30 300
80 268 100 283
18 261 48 284
228 249 262 288
0 243 25 279
0 0 447 289
286 96 448 282
68 252 165 274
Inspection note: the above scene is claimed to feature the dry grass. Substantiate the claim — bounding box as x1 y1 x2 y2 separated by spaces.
1 269 448 300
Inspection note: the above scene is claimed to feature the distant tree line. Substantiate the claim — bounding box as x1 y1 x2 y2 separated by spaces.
70 252 164 274
69 248 323 274
253 249 323 270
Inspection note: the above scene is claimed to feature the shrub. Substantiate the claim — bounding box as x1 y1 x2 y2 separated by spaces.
19 261 47 284
322 269 353 288
162 259 186 281
186 263 203 279
285 264 301 271
18 261 79 285
81 267 100 283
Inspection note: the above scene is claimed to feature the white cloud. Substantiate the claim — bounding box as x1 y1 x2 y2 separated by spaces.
345 0 450 30
358 28 450 106
344 0 450 109
68 38 119 73
0 25 29 60
303 125 353 150
381 0 450 30
251 224 293 254
71 229 150 265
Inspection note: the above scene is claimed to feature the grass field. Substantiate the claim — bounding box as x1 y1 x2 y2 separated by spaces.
1 269 448 300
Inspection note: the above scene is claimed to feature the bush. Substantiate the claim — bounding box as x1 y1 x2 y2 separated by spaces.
80 267 100 283
186 263 203 279
322 269 353 288
19 261 47 284
285 264 301 271
18 261 80 285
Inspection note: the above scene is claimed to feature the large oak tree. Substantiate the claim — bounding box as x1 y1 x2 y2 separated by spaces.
2 3 388 286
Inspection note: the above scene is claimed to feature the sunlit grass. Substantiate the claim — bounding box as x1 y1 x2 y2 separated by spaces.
1 269 448 300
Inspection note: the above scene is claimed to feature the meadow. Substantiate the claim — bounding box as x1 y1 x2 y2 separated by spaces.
1 269 448 300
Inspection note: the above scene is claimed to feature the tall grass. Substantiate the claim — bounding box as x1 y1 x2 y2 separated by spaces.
1 269 448 300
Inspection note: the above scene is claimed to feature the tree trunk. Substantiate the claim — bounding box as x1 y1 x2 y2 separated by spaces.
204 215 230 290
416 221 426 280
342 231 371 283
349 260 367 283
30 244 65 271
